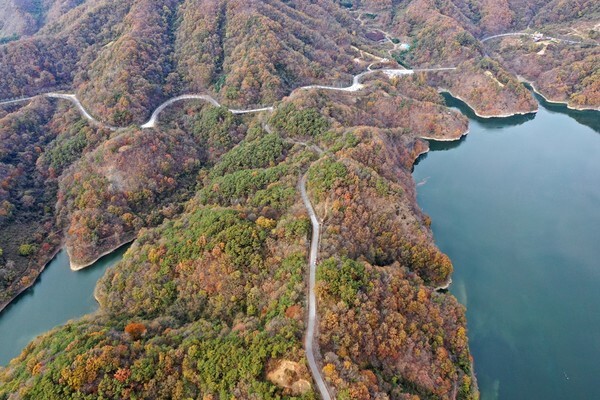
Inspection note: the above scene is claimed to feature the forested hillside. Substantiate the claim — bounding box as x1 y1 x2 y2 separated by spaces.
0 0 597 398
357 0 599 111
1 73 479 398
0 0 82 40
0 0 360 124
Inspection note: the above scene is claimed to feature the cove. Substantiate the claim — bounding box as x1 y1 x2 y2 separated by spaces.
413 93 600 399
0 246 127 366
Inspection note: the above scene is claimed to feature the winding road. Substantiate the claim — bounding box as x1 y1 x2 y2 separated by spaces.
141 94 274 128
140 67 453 127
378 29 406 58
299 173 331 400
0 12 456 398
45 93 121 131
1 5 596 395
481 31 587 45
0 67 454 400
0 66 455 131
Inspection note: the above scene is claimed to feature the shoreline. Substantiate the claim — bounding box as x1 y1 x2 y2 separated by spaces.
438 88 538 118
93 276 104 306
412 128 469 294
67 237 134 271
414 148 430 159
0 237 133 314
420 128 470 142
517 78 600 112
0 244 63 315
435 278 453 292
416 85 540 296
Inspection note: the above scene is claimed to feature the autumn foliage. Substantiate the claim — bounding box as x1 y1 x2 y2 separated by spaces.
124 323 147 340
4 0 595 398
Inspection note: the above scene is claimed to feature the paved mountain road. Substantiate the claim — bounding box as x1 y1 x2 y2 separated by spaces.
0 67 455 131
481 31 588 45
141 94 273 128
299 173 331 400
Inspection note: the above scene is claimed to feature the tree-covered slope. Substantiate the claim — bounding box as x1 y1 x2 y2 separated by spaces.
358 0 599 110
0 85 478 398
0 0 597 398
0 0 361 124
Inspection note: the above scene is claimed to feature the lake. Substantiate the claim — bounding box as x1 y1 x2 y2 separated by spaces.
413 93 600 399
0 247 127 366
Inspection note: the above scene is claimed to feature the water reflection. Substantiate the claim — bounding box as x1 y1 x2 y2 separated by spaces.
413 152 428 169
428 135 467 151
441 89 600 134
525 87 600 133
413 135 468 169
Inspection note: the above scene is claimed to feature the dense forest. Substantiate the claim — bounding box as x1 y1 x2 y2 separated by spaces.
487 36 600 109
0 0 598 398
0 78 478 398
0 98 111 308
357 0 599 111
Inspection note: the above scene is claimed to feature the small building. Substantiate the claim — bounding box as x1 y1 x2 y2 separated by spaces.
399 43 411 51
532 32 544 42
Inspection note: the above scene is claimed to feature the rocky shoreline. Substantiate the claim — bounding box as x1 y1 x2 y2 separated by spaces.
438 88 539 118
67 232 136 271
518 78 600 112
421 128 470 142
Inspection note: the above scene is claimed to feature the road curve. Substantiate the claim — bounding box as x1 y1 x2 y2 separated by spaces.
1 67 455 130
141 94 273 128
299 174 331 400
285 138 325 156
45 93 120 131
0 92 119 131
481 32 586 45
298 68 407 92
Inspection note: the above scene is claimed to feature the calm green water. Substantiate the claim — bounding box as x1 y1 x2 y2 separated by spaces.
413 94 600 399
0 247 127 366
